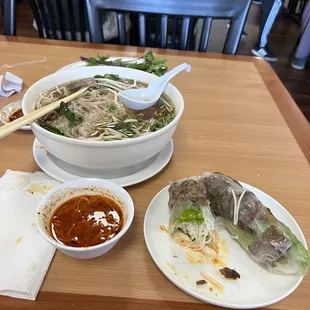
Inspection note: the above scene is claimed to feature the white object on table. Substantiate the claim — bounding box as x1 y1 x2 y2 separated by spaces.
0 72 23 98
119 63 191 110
2 56 47 69
0 170 59 300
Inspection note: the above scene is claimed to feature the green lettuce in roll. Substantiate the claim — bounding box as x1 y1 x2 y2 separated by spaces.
168 178 218 250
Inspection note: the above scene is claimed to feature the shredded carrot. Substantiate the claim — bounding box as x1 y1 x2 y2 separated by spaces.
200 271 223 290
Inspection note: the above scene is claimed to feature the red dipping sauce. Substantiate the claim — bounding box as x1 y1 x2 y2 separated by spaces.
9 108 23 121
50 195 123 247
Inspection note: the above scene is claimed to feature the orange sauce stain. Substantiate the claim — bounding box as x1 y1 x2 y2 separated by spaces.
184 237 229 268
160 225 167 232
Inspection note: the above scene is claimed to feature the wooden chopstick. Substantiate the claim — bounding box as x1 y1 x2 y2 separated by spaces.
0 87 88 139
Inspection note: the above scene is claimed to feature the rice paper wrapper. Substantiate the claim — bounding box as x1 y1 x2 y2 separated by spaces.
168 177 217 249
202 171 310 276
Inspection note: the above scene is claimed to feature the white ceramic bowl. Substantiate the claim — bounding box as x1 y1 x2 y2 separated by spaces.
22 67 184 178
36 178 134 259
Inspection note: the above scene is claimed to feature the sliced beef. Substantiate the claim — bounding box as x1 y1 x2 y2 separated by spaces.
248 225 291 262
202 172 268 232
196 279 207 285
168 177 208 209
219 267 240 279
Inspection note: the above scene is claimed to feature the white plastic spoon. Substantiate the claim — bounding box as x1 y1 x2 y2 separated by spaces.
120 62 191 110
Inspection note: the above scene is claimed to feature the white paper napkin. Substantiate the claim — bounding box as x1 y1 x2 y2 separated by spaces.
0 72 23 98
0 170 60 300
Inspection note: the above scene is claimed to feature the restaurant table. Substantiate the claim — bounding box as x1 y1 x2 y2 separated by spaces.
0 36 310 310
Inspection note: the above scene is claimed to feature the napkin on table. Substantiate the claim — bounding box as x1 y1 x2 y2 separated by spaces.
0 72 23 98
0 170 59 300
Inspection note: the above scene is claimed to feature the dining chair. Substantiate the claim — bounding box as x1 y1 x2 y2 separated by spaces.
28 0 89 41
1 0 16 36
85 0 252 54
284 0 309 24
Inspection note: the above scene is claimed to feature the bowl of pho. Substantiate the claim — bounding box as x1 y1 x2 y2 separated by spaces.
22 66 184 177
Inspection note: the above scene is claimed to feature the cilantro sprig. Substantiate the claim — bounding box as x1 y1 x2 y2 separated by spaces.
80 51 168 77
60 101 83 126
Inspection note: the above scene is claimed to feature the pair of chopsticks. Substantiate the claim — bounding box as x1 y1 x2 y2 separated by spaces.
0 87 88 139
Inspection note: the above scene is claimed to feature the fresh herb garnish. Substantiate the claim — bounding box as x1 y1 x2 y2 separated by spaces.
97 55 110 63
179 208 204 225
151 113 175 131
81 51 168 77
60 101 83 125
84 57 98 66
144 50 155 63
94 74 120 81
108 104 116 112
157 98 165 107
39 122 64 135
104 74 120 81
112 58 122 65
114 122 136 137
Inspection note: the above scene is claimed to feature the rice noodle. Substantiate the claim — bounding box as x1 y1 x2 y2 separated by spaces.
35 77 175 140
172 201 218 251
200 271 223 290
231 188 246 225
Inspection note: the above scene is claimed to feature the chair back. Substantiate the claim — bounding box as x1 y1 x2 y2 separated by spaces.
28 0 88 41
86 0 252 54
2 0 16 36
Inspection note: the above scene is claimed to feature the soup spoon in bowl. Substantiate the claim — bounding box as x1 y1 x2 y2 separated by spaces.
119 63 191 110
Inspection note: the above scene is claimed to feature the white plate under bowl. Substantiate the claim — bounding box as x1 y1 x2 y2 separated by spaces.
0 100 31 130
57 57 144 72
33 138 173 187
144 183 307 309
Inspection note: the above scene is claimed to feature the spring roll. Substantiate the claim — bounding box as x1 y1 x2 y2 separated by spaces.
168 177 217 250
202 171 310 275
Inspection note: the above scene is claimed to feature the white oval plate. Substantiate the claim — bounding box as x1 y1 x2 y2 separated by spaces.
33 138 173 187
144 183 307 309
57 57 144 72
0 100 31 130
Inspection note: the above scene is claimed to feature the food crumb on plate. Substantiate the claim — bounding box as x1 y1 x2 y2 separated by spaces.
15 236 23 244
200 271 223 292
196 279 207 286
160 225 167 232
166 262 176 272
219 267 240 280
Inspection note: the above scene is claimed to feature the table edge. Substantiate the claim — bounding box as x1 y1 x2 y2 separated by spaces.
252 59 310 164
0 291 277 310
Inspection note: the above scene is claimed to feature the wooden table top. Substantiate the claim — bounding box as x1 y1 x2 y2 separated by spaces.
0 36 310 310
